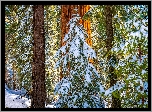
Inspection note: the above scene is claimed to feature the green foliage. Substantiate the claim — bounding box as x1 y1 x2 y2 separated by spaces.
5 5 33 90
5 5 61 100
5 5 148 108
84 5 148 108
44 5 61 99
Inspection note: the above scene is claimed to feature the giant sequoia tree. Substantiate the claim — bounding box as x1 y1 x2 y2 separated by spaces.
60 5 92 80
31 5 46 108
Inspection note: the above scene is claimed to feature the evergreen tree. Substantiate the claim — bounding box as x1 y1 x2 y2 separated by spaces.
83 5 148 108
54 13 105 108
60 5 92 80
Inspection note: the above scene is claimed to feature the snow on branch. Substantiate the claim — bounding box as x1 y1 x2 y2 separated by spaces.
53 12 105 108
54 77 71 95
105 81 125 96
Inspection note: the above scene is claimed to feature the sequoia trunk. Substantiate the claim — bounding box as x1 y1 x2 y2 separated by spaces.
60 5 92 80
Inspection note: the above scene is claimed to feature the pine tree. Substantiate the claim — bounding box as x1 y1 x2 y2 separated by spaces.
54 13 105 108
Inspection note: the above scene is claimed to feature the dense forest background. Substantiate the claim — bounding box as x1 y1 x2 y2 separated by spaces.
5 5 148 108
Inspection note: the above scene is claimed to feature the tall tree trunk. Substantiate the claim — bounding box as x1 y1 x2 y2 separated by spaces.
60 5 92 80
12 63 16 90
105 5 121 108
31 5 46 108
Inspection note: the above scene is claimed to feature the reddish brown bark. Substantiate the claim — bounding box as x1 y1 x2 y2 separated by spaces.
60 5 92 80
12 63 16 90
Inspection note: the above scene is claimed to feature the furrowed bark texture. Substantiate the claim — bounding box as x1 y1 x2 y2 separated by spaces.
31 5 46 108
60 5 92 80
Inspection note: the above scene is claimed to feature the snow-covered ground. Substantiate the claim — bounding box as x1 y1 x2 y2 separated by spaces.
5 84 30 108
5 84 55 108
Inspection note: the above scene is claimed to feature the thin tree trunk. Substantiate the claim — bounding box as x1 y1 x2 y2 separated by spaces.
60 5 92 80
5 71 8 84
138 43 144 106
12 63 16 89
5 56 8 84
31 5 46 108
105 5 121 108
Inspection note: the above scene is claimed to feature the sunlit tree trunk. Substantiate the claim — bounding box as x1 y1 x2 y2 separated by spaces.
5 71 8 84
60 5 92 80
31 5 46 108
105 5 121 108
5 59 8 84
12 62 16 89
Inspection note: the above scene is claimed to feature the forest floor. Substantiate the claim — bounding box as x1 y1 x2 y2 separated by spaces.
5 84 55 108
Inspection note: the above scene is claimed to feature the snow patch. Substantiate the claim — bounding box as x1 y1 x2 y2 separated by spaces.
60 45 66 54
54 77 71 95
105 81 125 96
63 33 69 42
5 84 30 108
85 70 91 83
97 82 105 93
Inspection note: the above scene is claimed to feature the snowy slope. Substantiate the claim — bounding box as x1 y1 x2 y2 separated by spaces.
5 84 55 108
5 86 30 108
